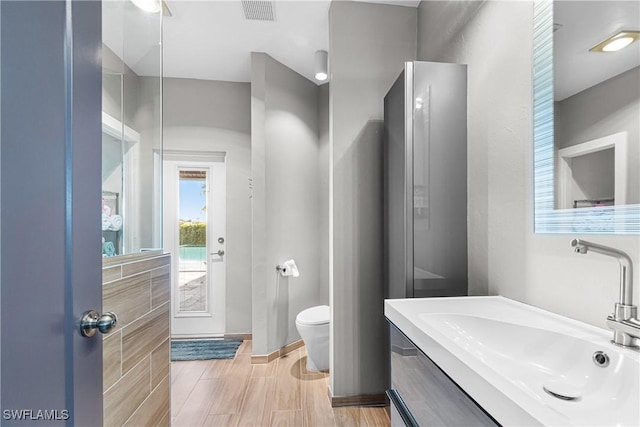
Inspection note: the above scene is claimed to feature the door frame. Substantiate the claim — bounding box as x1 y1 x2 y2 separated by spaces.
163 151 227 338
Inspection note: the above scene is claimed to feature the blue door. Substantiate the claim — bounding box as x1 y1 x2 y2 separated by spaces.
1 1 103 424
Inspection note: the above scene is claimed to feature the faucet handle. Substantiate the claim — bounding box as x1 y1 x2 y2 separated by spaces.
570 239 589 254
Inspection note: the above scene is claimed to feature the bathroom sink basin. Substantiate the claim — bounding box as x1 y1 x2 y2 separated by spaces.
385 296 640 426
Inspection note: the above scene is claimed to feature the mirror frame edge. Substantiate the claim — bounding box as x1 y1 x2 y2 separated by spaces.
532 0 640 235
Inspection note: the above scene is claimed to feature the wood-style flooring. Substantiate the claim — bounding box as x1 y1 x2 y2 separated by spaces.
171 341 390 427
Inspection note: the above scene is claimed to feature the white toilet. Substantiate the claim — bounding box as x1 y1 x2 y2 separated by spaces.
295 305 330 372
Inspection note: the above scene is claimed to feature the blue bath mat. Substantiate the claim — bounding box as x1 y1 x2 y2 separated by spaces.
171 339 243 361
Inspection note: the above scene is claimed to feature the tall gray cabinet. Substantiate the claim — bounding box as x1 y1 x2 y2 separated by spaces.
383 61 468 299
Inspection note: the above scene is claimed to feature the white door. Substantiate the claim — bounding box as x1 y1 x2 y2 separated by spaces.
164 154 226 337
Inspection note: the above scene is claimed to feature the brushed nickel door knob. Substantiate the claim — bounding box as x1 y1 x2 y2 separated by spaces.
79 310 118 337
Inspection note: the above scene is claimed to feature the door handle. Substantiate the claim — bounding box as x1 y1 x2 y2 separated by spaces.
79 310 118 337
211 250 225 257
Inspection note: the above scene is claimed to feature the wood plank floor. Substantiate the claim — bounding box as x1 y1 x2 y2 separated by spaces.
171 341 390 427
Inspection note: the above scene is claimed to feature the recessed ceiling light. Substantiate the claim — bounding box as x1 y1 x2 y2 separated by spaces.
602 37 634 52
590 31 640 53
131 0 161 14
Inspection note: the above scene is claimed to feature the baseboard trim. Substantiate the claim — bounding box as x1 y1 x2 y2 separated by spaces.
328 389 388 408
251 339 304 364
224 333 252 341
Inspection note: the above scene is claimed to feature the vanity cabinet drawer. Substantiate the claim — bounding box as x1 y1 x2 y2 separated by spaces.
389 322 499 427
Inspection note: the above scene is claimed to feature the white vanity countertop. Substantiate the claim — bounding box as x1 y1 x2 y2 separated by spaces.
385 296 640 427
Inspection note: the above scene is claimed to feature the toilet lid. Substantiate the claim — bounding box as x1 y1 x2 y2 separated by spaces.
296 305 330 326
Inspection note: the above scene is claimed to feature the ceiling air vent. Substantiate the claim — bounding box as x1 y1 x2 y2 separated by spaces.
241 0 276 21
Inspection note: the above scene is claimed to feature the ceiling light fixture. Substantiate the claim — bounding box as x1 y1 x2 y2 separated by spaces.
131 0 161 14
590 30 640 53
315 50 328 82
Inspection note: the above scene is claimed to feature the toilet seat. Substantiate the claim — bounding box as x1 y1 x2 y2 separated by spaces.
296 305 329 326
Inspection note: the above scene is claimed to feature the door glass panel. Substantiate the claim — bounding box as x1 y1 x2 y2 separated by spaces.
178 169 208 313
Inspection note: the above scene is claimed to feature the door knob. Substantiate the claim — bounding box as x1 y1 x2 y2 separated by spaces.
211 250 225 257
79 310 118 337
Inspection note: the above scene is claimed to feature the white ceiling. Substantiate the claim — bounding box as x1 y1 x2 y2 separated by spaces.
161 1 332 83
554 1 640 101
103 0 164 76
105 0 420 83
109 0 640 96
352 0 420 7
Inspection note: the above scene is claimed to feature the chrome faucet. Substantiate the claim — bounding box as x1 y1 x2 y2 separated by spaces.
571 239 640 349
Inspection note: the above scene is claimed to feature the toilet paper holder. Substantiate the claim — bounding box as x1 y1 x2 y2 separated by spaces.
276 259 299 277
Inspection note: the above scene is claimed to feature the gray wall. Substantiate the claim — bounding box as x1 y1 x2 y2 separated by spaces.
329 1 416 398
319 83 330 306
163 78 253 334
417 1 639 328
103 45 140 128
556 66 640 205
251 53 325 355
135 76 163 249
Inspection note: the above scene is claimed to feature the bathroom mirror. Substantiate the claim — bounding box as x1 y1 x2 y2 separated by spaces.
533 0 640 234
101 0 163 256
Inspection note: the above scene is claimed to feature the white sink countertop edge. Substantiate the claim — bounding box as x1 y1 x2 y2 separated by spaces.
384 295 640 427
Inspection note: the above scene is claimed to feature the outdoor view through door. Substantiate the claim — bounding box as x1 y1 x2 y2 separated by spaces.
179 170 209 312
164 156 226 337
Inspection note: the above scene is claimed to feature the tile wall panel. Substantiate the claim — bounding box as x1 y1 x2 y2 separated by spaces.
151 265 171 309
104 356 151 427
103 272 152 330
123 376 170 427
122 255 171 278
102 254 171 426
103 330 122 392
152 338 170 388
103 265 123 283
121 303 170 374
